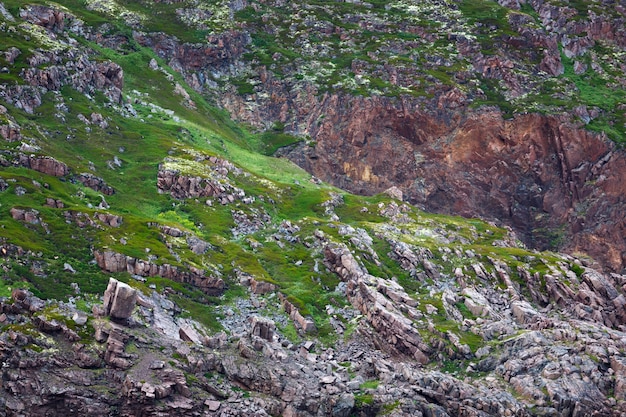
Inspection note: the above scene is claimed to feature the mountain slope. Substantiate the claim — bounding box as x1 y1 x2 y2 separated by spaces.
96 0 626 270
1 1 626 416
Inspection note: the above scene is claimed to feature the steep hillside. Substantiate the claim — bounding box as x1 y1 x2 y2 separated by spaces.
1 1 626 416
91 0 626 270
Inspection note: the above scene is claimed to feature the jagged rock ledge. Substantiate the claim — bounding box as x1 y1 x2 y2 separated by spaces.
156 156 246 204
324 242 431 363
93 250 224 295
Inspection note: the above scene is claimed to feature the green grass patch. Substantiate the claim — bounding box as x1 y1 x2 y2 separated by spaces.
169 293 223 333
254 131 303 156
359 380 380 390
354 393 374 408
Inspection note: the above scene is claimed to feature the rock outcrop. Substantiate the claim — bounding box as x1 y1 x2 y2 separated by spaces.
157 167 244 202
0 105 21 141
20 4 74 32
102 278 138 320
4 268 626 417
286 106 626 272
325 243 430 363
75 173 115 195
131 0 626 272
133 30 250 90
0 122 20 141
279 294 317 334
18 154 69 177
93 250 225 295
156 156 246 204
10 207 42 224
249 316 275 341
3 1 626 416
0 4 123 115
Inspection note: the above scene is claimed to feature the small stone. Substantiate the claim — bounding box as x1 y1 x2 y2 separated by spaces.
179 325 202 344
321 375 336 384
425 304 438 315
205 400 220 411
542 362 562 380
383 186 403 201
72 312 88 325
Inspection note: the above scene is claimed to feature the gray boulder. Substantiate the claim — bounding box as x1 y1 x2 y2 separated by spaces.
103 278 137 320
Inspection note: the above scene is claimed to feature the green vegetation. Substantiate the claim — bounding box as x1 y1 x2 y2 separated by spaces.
354 393 374 408
379 400 401 415
459 0 514 33
359 380 380 390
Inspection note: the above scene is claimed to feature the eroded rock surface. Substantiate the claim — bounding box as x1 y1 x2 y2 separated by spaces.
102 278 137 320
93 250 225 295
287 107 626 272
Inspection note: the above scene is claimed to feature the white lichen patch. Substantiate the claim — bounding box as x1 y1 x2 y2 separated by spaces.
175 0 239 33
254 177 282 194
161 157 209 177
371 222 445 245
389 0 462 20
18 22 68 51
126 90 178 121
85 0 143 26
179 147 211 161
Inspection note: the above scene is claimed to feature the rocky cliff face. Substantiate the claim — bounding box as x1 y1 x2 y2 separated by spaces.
128 0 626 271
286 105 626 272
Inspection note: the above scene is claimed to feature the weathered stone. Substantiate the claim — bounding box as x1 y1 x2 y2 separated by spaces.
94 212 123 227
94 250 225 295
20 4 72 31
462 287 492 318
325 243 430 363
205 400 220 411
250 316 275 341
44 198 64 208
511 301 539 325
0 122 21 141
250 278 276 294
72 312 88 325
19 155 69 177
179 324 202 344
157 158 245 203
280 295 317 334
10 208 40 224
186 236 209 254
382 186 403 201
102 278 137 320
33 315 62 333
76 173 115 195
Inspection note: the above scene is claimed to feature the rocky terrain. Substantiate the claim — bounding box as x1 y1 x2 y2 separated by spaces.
1 0 626 416
122 0 626 270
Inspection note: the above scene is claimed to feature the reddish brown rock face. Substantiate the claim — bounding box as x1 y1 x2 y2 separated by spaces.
283 100 626 271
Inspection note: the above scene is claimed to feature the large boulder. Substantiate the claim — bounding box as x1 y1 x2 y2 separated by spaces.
249 316 275 341
103 278 137 320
